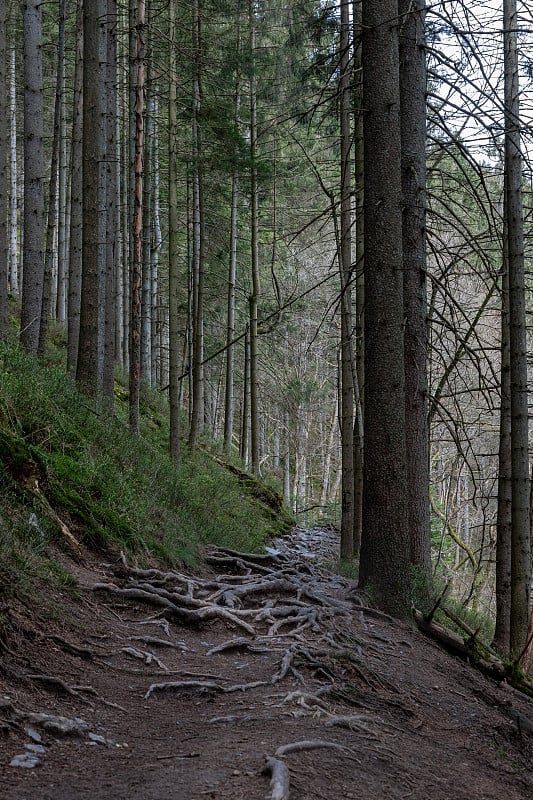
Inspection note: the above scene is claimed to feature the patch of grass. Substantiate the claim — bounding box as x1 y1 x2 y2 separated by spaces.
327 557 359 581
0 338 294 601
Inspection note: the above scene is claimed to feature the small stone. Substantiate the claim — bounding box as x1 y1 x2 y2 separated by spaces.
10 753 41 769
25 727 42 743
25 744 46 754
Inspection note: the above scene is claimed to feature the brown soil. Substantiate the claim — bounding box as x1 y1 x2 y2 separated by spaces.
1 534 532 800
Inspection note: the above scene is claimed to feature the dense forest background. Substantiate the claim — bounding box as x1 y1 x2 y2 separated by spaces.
0 1 532 664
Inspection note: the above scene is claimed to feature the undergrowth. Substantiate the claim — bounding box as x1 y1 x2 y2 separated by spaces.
0 338 293 601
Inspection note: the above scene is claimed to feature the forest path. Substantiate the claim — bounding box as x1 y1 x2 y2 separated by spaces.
1 527 532 800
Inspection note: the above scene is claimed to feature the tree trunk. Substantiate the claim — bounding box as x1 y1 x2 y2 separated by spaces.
399 0 432 596
168 0 180 462
39 0 66 355
103 0 118 407
8 37 18 296
320 403 338 512
223 166 239 453
283 409 291 507
504 0 531 658
494 198 512 658
248 0 260 475
141 19 153 388
77 0 101 394
151 94 161 387
0 0 7 340
67 0 84 375
359 0 411 617
188 0 205 447
129 0 145 432
353 0 364 554
339 0 354 560
240 325 251 466
20 0 45 354
56 77 68 323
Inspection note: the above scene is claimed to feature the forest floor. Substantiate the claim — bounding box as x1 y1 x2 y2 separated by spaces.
1 526 532 800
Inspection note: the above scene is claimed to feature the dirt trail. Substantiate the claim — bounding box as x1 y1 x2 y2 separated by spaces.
1 528 532 800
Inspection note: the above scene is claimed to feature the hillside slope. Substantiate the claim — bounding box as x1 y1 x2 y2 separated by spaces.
0 340 293 604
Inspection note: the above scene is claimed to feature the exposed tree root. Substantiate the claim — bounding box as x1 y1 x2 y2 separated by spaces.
122 646 168 670
144 678 269 700
263 756 290 800
206 637 268 656
274 739 348 757
27 674 93 704
262 739 351 800
43 635 94 660
94 582 255 634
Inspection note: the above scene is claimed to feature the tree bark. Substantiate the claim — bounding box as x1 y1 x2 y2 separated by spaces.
8 36 18 296
248 0 260 475
494 199 512 658
20 0 45 354
353 0 364 555
67 0 84 375
359 0 411 617
503 0 531 658
141 14 153 388
39 0 66 355
103 0 118 407
188 0 205 447
339 0 354 560
129 0 145 432
399 0 432 596
0 0 7 340
168 0 180 462
151 95 161 387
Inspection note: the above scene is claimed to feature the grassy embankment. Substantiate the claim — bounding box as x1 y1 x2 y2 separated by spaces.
0 335 293 602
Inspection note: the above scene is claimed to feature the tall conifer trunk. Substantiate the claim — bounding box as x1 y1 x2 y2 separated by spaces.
0 0 7 340
8 33 18 296
39 0 66 355
339 0 354 559
359 0 411 617
188 0 205 447
503 0 531 660
20 0 45 354
77 0 101 393
168 0 180 462
67 0 84 375
494 227 512 657
399 0 432 594
248 0 261 475
129 0 145 432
